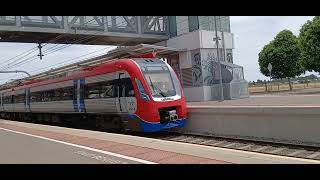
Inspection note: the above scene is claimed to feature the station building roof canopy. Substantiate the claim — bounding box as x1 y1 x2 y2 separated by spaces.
107 44 185 58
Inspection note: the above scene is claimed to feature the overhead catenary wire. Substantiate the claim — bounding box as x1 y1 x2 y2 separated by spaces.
28 46 116 75
0 37 138 86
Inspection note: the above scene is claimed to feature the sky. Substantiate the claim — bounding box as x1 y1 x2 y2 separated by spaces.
0 16 316 84
230 16 314 81
0 43 111 84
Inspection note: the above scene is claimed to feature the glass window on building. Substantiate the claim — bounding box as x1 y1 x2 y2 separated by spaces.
198 16 230 33
220 16 230 32
168 16 177 38
188 16 199 32
198 16 211 31
232 67 244 81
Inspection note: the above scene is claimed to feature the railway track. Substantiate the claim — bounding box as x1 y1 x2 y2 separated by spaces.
135 132 320 161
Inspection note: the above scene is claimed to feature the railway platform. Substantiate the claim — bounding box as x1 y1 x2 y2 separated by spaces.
188 93 320 107
183 93 320 148
0 120 318 164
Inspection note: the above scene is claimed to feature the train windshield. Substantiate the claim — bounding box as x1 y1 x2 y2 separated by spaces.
134 59 182 100
143 70 176 98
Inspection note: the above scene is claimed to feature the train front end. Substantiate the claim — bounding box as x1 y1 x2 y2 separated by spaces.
128 58 187 132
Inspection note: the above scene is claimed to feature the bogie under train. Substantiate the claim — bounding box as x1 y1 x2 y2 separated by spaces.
0 57 187 132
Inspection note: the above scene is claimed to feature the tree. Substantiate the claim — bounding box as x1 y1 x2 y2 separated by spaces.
308 74 318 80
258 30 303 90
299 16 320 73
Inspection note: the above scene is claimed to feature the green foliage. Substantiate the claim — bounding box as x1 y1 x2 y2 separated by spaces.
251 74 319 85
258 30 303 79
299 16 320 73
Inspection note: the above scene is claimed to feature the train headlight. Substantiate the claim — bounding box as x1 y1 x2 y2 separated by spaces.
135 78 150 101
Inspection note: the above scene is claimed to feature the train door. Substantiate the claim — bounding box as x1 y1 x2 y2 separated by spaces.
116 72 137 114
116 72 126 113
79 78 86 112
10 94 14 112
73 80 78 112
123 78 137 114
0 93 3 111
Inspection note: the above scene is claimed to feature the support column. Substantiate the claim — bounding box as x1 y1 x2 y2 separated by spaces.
103 16 108 32
16 16 21 26
137 16 142 35
63 16 69 32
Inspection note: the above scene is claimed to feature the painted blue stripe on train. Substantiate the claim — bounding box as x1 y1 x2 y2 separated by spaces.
127 114 187 132
79 78 86 112
26 88 31 112
73 80 79 112
24 88 27 111
140 118 186 132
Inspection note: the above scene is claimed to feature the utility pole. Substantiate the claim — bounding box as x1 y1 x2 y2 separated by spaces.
214 16 224 101
268 63 272 92
37 43 43 60
221 31 226 62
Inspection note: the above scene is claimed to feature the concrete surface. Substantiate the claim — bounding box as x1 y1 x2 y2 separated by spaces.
0 128 150 164
188 94 320 107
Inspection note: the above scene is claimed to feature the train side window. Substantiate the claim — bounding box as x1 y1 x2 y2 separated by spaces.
3 96 10 104
66 87 74 101
55 87 73 101
135 78 150 101
122 85 126 97
29 86 74 102
85 80 116 99
128 89 135 97
30 91 42 102
3 96 6 104
6 96 10 104
42 90 54 102
114 84 119 97
124 80 135 97
101 85 114 98
85 82 101 99
53 89 62 101
15 94 26 103
118 84 123 98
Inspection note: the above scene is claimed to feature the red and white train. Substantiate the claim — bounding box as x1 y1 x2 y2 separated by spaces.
0 54 187 132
